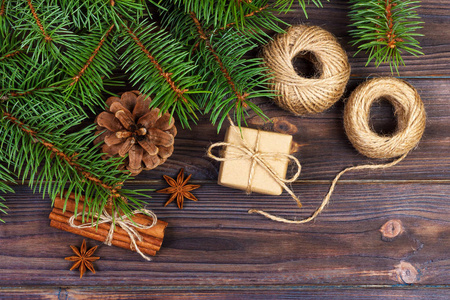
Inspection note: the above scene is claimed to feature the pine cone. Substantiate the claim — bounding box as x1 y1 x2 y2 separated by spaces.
94 91 177 175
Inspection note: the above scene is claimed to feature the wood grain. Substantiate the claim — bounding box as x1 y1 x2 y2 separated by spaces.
0 0 449 296
1 286 450 300
0 183 448 286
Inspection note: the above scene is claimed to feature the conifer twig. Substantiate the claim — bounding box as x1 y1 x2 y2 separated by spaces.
123 24 189 103
274 0 325 17
26 0 52 41
349 0 423 73
0 47 28 61
7 84 60 98
190 12 249 108
70 24 115 86
3 112 122 198
217 4 270 32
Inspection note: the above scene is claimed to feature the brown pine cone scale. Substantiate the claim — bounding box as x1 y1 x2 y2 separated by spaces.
94 90 177 176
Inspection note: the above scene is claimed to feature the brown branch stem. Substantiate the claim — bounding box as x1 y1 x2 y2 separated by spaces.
26 0 52 41
2 112 121 196
123 24 188 103
0 0 5 16
0 46 28 61
70 24 115 86
218 4 269 32
190 12 249 107
7 83 59 97
376 0 402 48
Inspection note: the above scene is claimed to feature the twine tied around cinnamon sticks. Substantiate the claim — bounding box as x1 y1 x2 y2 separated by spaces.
207 116 303 207
69 207 157 261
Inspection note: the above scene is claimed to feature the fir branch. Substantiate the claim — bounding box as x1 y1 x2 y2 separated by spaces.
180 11 273 130
26 0 51 41
190 12 249 108
274 0 325 17
118 20 203 128
15 1 78 62
210 2 286 43
349 0 424 73
0 58 85 111
2 112 119 196
69 24 115 86
1 101 148 221
0 30 31 68
170 0 285 31
58 0 142 31
61 23 118 108
123 23 189 103
218 4 270 31
0 46 28 61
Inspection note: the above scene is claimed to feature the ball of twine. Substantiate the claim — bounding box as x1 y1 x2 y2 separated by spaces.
344 77 426 159
263 25 351 115
249 77 426 225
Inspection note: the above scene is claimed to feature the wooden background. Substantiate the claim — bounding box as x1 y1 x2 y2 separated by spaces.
1 1 449 299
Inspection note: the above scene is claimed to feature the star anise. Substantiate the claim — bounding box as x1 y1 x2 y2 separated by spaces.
156 168 200 209
65 239 100 279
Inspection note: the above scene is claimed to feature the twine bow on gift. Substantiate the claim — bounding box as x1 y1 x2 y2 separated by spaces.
207 122 303 208
69 208 157 261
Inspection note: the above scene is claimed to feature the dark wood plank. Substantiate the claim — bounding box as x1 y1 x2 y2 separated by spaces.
1 286 450 300
131 79 450 181
0 183 448 286
1 0 449 294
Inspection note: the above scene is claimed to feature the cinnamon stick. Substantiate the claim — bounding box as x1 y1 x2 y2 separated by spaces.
67 192 169 229
50 220 157 256
49 210 161 251
51 207 162 248
54 194 167 239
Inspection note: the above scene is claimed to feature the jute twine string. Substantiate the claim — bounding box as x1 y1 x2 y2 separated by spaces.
69 208 157 261
262 25 350 115
344 77 426 159
249 77 426 223
207 115 303 208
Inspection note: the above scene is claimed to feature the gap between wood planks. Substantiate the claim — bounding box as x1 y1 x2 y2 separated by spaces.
6 179 450 186
1 284 450 290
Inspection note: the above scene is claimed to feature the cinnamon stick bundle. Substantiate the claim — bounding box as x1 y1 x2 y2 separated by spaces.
54 193 167 239
49 193 167 257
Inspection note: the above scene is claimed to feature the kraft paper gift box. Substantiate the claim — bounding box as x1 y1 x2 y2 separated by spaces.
217 126 293 195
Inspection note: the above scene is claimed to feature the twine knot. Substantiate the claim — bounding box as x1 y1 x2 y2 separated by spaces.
69 208 157 261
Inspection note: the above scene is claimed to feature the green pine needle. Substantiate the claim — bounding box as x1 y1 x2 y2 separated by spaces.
274 0 326 17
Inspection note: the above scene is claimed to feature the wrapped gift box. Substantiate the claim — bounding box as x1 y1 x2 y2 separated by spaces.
218 126 293 195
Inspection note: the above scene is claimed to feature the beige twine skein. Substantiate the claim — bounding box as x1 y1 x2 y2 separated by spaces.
262 25 351 115
249 77 426 224
344 77 426 159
